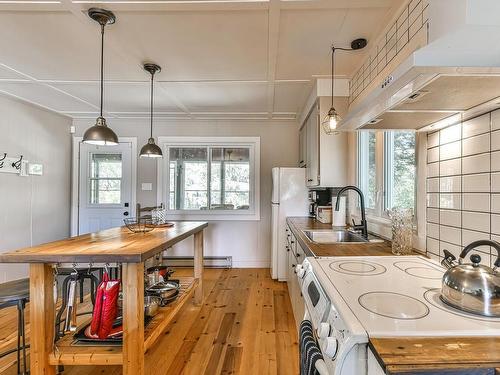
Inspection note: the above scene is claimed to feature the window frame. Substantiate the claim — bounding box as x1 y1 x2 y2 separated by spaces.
157 136 260 221
356 130 418 222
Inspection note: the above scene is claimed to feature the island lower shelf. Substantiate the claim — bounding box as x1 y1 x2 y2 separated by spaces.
49 277 198 366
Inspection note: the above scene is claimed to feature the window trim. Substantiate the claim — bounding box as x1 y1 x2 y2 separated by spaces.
157 136 260 221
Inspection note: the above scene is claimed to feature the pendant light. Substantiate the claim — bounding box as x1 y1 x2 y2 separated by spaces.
83 8 119 146
322 38 367 135
140 63 163 158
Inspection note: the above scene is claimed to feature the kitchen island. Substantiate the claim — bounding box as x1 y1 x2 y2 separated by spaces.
0 221 207 375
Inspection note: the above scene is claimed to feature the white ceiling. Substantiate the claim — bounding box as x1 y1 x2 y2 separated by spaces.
0 0 401 121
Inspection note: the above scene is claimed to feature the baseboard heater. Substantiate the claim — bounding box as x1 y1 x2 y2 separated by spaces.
163 256 232 269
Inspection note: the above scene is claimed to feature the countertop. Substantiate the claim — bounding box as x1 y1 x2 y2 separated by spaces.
286 216 420 257
0 221 208 264
286 217 500 374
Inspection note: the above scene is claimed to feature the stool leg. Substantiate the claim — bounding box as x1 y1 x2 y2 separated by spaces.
19 300 27 374
54 276 71 340
17 302 21 375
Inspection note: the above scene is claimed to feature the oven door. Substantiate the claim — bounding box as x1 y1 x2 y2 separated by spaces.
301 271 330 326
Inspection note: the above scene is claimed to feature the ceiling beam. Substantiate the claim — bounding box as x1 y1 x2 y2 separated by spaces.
266 0 280 118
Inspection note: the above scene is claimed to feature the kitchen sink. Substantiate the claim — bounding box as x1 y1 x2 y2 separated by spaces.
302 230 384 244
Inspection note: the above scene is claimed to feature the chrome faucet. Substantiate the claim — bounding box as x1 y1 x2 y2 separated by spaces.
334 185 368 239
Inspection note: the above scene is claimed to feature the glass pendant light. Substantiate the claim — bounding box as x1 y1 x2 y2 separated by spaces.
83 8 119 146
140 63 163 158
322 38 367 135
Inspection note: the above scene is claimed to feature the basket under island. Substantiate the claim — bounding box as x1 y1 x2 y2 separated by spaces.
0 221 208 375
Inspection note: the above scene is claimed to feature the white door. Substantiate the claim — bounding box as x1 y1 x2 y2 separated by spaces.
78 142 133 235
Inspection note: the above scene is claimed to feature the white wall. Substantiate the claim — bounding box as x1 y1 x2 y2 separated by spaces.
72 118 298 268
0 95 72 282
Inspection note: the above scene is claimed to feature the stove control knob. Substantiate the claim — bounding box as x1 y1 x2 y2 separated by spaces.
302 261 309 271
321 337 338 359
316 322 330 339
296 265 306 278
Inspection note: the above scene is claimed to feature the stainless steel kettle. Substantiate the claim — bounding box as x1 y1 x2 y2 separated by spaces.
441 240 500 317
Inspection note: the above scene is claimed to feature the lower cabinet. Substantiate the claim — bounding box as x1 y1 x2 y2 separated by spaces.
285 226 305 328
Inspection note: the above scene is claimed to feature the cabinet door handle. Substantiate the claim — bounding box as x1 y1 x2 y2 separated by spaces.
296 253 301 257
307 179 313 182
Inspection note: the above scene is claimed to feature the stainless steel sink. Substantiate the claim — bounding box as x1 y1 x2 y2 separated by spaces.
302 230 384 244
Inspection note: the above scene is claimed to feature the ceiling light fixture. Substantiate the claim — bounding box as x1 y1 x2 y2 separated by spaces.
323 38 367 135
140 63 163 158
83 8 119 146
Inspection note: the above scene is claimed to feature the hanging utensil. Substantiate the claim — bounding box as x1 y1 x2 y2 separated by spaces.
63 273 77 333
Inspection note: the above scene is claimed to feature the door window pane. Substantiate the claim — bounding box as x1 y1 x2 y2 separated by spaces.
358 132 377 209
89 154 122 204
384 131 416 210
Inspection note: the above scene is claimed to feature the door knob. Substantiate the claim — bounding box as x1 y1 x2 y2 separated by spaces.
123 211 129 216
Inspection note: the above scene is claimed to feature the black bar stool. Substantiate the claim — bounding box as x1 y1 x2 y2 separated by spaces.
0 278 29 375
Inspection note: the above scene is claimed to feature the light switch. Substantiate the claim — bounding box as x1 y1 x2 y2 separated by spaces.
28 163 43 176
141 183 153 191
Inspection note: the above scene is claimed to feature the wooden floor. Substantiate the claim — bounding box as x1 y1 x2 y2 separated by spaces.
0 268 299 375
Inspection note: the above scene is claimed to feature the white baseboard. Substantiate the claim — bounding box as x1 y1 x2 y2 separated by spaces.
232 260 270 268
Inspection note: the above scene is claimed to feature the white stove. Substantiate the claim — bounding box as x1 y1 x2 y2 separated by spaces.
297 255 500 375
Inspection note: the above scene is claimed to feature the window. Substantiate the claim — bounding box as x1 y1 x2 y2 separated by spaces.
357 131 416 217
384 131 416 210
159 137 260 220
89 153 122 205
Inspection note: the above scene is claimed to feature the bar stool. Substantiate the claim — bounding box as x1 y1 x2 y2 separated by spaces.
0 278 29 375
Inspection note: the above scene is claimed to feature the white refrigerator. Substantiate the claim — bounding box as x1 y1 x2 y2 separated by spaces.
271 167 308 281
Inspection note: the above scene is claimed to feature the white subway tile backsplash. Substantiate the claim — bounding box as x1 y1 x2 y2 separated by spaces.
440 193 461 210
427 162 439 177
439 159 461 176
491 194 500 214
440 210 461 227
462 173 490 193
427 208 439 223
462 133 490 156
462 211 490 233
492 214 500 235
440 124 461 145
492 130 500 151
428 252 440 262
492 109 500 131
428 132 439 148
426 111 498 262
462 153 490 174
427 193 439 208
492 151 500 172
427 223 440 239
462 193 490 212
427 237 440 255
462 114 490 138
427 178 439 193
440 141 461 160
439 176 461 193
427 147 439 163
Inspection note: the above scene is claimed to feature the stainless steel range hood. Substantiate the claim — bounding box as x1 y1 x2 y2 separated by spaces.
337 0 500 131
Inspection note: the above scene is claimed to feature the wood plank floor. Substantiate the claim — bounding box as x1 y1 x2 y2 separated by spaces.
0 268 299 375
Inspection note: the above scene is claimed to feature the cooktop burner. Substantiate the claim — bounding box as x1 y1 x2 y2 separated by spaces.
358 292 430 319
393 261 443 280
329 260 386 276
423 289 500 323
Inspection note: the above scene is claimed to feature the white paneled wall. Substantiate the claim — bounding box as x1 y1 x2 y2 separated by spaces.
426 111 500 267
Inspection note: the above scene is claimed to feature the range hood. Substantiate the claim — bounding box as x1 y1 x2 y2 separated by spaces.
338 0 500 131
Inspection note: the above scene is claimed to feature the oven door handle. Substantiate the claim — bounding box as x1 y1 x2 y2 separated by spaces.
315 359 329 375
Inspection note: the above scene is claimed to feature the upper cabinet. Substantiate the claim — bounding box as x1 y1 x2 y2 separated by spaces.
300 97 347 188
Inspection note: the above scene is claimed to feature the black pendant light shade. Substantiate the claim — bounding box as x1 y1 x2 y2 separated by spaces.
140 63 163 158
83 8 119 146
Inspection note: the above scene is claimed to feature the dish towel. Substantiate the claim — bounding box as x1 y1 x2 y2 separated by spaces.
299 320 324 375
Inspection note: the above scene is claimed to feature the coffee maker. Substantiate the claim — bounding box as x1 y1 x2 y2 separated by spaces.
308 189 331 218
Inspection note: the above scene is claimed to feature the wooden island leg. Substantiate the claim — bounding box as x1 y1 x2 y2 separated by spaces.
29 263 56 375
122 262 145 375
194 230 204 305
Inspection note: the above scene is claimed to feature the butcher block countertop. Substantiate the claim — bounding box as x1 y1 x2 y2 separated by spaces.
286 216 421 257
0 221 208 264
287 217 500 374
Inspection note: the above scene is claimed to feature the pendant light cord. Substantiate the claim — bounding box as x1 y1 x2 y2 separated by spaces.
331 46 335 108
150 71 154 138
100 24 105 118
